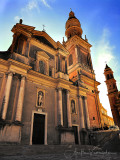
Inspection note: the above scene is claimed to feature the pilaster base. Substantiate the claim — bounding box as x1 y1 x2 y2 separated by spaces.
56 126 75 144
0 124 21 143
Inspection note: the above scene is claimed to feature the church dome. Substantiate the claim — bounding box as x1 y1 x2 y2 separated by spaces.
69 11 75 18
65 11 83 40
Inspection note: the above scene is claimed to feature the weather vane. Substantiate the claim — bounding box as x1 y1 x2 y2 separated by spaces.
105 61 107 65
42 25 46 32
70 8 72 11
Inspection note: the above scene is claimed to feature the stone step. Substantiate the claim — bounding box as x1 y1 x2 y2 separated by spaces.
0 144 100 156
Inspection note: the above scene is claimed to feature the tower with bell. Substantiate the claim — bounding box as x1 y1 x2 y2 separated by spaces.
64 10 102 129
64 10 94 82
104 64 120 127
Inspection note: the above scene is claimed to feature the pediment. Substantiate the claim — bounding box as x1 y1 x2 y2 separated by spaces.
33 30 57 50
36 51 50 60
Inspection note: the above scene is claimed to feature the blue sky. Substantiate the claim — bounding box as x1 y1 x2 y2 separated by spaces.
1 0 120 117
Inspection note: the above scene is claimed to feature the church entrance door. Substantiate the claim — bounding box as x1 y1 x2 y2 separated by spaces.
73 126 79 144
32 113 45 144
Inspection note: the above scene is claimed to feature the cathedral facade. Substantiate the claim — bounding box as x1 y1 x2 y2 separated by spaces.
0 11 102 145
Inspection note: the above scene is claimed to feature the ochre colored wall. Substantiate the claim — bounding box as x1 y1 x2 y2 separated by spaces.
87 94 100 128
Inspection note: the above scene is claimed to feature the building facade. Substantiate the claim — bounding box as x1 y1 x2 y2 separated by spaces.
100 103 114 128
104 64 120 128
0 11 102 145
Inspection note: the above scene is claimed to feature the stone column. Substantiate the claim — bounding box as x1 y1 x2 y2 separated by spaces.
2 72 13 120
15 76 26 122
84 97 90 129
57 88 63 126
25 38 31 57
78 96 85 129
66 90 72 127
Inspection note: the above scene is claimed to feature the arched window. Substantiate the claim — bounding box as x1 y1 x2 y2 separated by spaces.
39 61 45 74
110 74 113 78
71 100 76 113
69 54 73 66
113 84 116 88
107 74 110 80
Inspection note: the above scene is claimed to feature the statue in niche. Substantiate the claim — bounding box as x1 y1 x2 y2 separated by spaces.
37 91 44 107
71 100 76 113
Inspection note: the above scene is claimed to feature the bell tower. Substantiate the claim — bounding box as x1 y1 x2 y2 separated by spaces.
104 64 118 94
104 64 120 126
64 10 94 82
64 11 102 128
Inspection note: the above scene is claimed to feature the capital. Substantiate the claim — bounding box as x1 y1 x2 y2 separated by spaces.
6 71 14 76
21 75 26 80
84 96 87 100
66 90 70 94
56 87 63 92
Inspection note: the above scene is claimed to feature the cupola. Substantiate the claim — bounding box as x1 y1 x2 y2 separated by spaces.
65 11 83 40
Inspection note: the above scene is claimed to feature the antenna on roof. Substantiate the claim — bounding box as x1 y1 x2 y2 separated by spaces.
42 24 46 32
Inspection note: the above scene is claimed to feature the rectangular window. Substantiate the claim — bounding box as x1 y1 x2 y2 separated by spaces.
49 68 52 77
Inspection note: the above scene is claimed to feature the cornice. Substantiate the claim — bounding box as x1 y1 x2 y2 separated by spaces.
81 75 100 86
68 63 94 75
8 59 31 71
65 35 92 50
0 58 9 73
0 58 9 66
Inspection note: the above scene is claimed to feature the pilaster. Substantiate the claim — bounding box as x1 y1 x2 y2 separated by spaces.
84 96 90 129
78 95 85 129
15 75 26 122
2 72 13 120
66 90 72 127
57 88 63 126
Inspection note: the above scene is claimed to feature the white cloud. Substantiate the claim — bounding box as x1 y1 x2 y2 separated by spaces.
92 28 116 117
41 0 51 8
22 0 40 13
27 1 38 10
14 16 21 22
21 0 52 13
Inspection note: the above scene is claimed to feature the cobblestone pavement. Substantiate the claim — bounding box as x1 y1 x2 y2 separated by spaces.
1 153 120 160
0 145 120 160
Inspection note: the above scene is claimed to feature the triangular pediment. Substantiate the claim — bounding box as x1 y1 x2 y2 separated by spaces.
12 23 58 50
36 51 50 59
33 30 57 50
